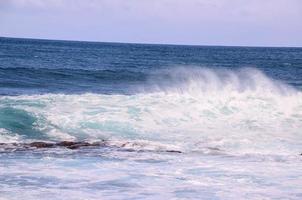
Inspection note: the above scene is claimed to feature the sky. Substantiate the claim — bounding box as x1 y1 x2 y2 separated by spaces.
0 0 302 47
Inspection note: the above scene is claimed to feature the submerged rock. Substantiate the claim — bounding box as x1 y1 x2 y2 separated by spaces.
27 141 101 150
0 140 183 154
29 142 55 148
57 141 100 149
165 150 182 153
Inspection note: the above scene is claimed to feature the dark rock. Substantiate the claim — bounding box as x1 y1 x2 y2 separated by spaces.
165 150 182 153
56 141 101 149
120 142 130 147
1 140 183 154
29 142 54 148
57 141 77 147
66 142 90 149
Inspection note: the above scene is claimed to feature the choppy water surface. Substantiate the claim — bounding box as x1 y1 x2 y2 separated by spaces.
0 37 302 200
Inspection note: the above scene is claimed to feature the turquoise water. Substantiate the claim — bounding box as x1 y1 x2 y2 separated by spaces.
0 37 302 199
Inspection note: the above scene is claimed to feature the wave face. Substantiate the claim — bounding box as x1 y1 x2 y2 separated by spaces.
1 67 301 156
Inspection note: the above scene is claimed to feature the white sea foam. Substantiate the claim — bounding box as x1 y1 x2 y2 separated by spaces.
0 129 21 143
0 68 301 155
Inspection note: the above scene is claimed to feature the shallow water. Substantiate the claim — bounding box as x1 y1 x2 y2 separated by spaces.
0 37 302 199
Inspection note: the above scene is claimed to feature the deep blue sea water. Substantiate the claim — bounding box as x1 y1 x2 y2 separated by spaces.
0 37 302 200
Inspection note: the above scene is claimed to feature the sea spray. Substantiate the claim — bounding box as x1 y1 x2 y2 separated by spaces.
1 68 301 155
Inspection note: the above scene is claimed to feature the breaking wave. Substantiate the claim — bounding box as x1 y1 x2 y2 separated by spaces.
0 67 301 155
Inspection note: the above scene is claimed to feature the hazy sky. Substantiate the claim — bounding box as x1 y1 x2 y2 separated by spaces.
1 0 302 47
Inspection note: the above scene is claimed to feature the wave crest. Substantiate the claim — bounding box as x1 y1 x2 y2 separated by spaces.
143 67 296 95
0 67 301 155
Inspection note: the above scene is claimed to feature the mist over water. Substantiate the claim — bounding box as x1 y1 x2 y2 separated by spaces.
0 38 302 200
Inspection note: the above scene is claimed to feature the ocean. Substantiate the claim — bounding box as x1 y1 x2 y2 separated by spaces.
0 37 302 200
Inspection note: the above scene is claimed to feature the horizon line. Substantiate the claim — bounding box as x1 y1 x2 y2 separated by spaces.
1 36 301 49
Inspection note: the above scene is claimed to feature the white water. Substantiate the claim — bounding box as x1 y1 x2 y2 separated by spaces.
1 68 302 200
1 68 302 156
